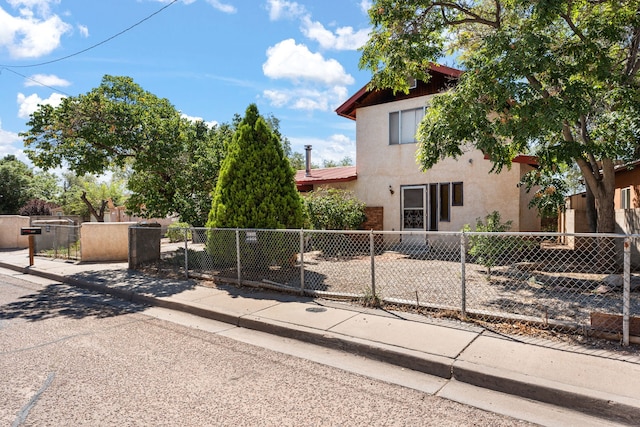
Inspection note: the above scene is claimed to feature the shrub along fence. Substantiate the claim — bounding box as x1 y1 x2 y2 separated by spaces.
155 227 640 345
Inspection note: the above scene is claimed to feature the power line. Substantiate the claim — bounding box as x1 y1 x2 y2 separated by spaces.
0 0 179 69
0 67 72 96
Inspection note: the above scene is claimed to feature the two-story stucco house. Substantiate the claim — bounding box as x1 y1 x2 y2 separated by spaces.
296 64 541 233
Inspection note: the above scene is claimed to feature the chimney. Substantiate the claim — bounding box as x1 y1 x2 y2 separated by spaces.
305 145 312 177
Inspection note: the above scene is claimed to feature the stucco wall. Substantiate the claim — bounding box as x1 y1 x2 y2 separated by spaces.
353 96 538 232
0 215 31 249
614 167 640 209
80 222 136 262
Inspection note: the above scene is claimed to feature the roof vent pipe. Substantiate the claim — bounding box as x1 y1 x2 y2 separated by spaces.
305 145 312 177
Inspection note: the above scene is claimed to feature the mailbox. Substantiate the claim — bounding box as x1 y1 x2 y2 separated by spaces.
20 227 42 235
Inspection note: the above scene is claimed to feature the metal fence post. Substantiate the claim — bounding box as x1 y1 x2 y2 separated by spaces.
184 228 189 279
623 236 631 346
370 230 376 299
236 229 242 283
53 225 58 259
460 231 467 319
300 229 305 292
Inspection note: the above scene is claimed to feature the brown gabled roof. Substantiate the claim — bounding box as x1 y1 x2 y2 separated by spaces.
336 63 463 120
295 166 357 191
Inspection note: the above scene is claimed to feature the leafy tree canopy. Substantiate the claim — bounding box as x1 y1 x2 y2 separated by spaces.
0 155 33 214
361 0 640 232
21 75 226 225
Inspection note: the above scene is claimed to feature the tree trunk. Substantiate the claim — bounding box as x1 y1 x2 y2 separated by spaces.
585 184 597 233
81 191 107 222
577 159 617 272
576 158 616 234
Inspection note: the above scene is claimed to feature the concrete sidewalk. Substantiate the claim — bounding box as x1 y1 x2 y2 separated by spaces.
1 248 639 425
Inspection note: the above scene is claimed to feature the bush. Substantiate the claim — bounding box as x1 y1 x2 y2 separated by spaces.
166 222 191 242
464 211 529 276
19 198 58 216
304 188 366 230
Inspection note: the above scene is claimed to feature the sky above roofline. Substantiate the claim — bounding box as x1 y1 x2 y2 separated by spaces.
0 0 381 170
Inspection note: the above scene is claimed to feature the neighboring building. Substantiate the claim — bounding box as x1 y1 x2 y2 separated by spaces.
561 159 640 235
614 159 640 210
297 64 541 233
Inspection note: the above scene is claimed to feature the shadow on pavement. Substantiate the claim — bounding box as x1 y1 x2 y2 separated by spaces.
0 283 142 322
68 269 198 298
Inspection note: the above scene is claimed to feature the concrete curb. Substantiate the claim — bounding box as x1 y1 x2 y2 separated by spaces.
2 260 639 424
452 360 640 425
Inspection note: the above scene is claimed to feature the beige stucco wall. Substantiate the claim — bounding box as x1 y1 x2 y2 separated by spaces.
0 215 31 249
353 96 539 232
80 222 135 262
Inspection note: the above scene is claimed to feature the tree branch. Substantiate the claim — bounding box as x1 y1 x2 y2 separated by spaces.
579 114 591 145
526 75 551 98
81 191 107 222
560 0 586 43
625 25 640 78
428 1 501 28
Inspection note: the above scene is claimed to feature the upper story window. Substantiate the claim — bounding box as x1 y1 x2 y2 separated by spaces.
621 187 632 209
389 107 425 145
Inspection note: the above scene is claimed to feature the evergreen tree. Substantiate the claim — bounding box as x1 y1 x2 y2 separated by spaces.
207 104 303 229
0 155 33 214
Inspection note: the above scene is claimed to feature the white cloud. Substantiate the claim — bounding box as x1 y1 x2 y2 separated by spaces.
0 119 23 159
264 88 331 111
359 0 372 14
180 113 218 128
17 92 65 119
77 23 88 37
300 16 369 51
290 133 355 165
205 0 236 13
263 39 354 86
0 2 72 58
24 74 71 87
266 0 305 21
262 90 290 108
262 39 353 112
6 0 57 16
153 0 235 13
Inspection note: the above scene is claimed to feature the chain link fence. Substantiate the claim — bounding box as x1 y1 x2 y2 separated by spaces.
33 224 81 261
157 228 639 345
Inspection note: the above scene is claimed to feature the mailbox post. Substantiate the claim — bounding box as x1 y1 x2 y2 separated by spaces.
20 227 42 266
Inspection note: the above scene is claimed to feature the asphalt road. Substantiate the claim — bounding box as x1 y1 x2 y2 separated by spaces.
0 271 584 426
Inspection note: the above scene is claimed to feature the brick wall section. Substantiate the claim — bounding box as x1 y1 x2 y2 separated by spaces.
361 207 383 230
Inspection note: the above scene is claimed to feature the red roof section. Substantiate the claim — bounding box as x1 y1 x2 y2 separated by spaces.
483 154 539 166
295 166 357 191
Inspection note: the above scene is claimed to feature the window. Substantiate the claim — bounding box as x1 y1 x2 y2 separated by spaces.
389 107 425 145
439 183 450 221
621 187 631 209
452 182 463 206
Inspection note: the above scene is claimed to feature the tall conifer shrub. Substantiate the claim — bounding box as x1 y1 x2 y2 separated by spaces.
206 104 304 267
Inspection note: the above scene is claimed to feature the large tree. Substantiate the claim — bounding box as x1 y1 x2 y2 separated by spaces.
361 0 640 233
125 119 230 226
21 75 223 225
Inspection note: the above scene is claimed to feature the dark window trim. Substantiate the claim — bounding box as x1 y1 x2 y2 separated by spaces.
452 182 463 206
439 182 450 222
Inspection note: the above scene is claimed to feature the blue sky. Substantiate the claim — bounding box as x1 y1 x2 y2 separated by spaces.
0 0 376 169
